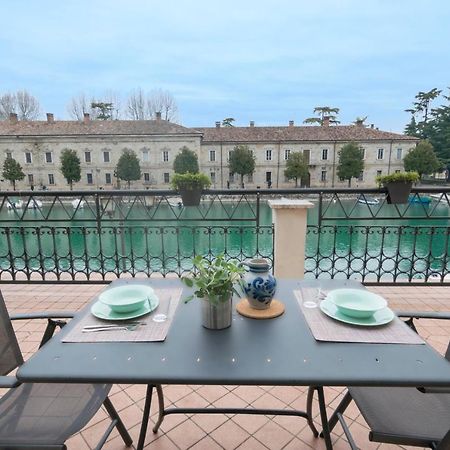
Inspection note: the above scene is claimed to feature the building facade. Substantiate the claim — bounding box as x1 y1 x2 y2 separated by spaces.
0 113 417 191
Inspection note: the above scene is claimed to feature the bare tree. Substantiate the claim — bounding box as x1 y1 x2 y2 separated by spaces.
67 91 121 121
126 88 150 120
148 89 179 122
0 90 41 120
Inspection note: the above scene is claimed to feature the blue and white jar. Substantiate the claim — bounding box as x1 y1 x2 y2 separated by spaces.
242 258 277 310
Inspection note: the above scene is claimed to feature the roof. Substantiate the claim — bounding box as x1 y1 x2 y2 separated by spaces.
0 119 200 137
194 125 417 143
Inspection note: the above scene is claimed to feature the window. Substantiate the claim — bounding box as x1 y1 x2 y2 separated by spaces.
85 151 91 163
25 152 32 164
377 148 384 160
210 172 216 183
86 173 93 185
377 170 382 177
358 171 364 181
284 149 291 160
266 149 272 161
395 169 401 174
103 151 110 163
322 149 328 160
142 150 149 162
162 151 169 162
27 174 34 185
6 152 12 159
143 173 150 182
396 148 403 160
228 150 232 161
163 173 170 183
321 170 327 182
209 150 216 162
48 174 55 185
229 173 235 183
360 147 365 159
247 173 253 183
303 149 310 164
105 173 112 184
45 152 53 163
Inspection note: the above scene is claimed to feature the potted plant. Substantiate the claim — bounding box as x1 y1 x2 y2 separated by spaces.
171 172 211 206
376 171 420 204
182 254 245 329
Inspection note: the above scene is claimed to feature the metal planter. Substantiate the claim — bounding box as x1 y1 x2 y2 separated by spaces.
201 296 232 330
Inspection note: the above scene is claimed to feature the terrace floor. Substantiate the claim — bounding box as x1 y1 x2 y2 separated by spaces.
3 282 450 450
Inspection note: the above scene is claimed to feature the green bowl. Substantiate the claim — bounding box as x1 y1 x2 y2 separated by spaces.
327 289 387 319
99 285 154 314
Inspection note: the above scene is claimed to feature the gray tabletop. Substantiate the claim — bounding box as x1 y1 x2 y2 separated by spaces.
17 279 450 388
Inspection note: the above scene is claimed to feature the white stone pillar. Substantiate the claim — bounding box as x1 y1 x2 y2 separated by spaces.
268 199 314 279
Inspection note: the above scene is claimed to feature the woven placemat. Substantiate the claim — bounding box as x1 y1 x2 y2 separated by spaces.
236 298 285 319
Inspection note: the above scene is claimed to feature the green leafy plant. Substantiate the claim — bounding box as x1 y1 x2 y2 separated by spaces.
171 172 211 191
182 254 245 304
376 171 420 186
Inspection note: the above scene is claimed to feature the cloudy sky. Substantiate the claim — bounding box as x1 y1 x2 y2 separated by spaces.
1 0 448 132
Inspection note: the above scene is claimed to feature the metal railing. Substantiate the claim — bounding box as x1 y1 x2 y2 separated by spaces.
1 187 450 284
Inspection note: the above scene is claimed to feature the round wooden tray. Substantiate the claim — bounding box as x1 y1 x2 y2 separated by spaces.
236 298 285 319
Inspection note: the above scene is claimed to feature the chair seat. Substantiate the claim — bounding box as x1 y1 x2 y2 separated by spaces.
0 382 111 445
349 386 450 447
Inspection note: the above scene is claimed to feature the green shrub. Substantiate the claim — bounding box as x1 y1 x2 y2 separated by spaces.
376 171 420 186
171 172 211 191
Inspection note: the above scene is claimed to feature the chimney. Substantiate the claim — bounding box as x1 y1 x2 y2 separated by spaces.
83 113 90 124
289 120 294 127
215 121 221 128
322 116 330 127
156 111 161 121
370 124 374 129
9 113 18 124
249 121 255 127
46 113 54 124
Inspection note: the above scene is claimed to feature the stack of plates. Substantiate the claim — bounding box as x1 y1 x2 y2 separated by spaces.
91 285 159 321
320 289 394 326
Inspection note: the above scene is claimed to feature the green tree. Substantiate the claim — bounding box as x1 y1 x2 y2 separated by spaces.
403 140 440 179
284 152 309 187
173 147 199 174
404 115 420 137
222 118 235 127
91 102 114 120
2 156 25 190
60 148 81 190
352 116 368 127
115 149 141 188
303 106 340 125
228 144 256 188
337 142 364 187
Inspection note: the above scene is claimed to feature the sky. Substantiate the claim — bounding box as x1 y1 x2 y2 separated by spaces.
1 0 449 132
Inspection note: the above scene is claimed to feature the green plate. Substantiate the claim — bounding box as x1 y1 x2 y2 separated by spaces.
320 299 394 327
91 294 159 321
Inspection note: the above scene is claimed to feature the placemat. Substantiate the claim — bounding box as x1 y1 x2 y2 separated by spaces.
62 288 182 343
236 298 285 319
294 288 424 345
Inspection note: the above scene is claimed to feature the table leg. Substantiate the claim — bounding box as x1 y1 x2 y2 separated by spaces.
152 384 166 433
317 386 333 450
137 384 155 450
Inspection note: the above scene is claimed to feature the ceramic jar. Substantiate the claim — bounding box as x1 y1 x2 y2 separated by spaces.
242 258 277 310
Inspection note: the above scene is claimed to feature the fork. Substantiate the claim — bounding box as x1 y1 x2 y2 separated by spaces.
83 321 146 330
82 323 142 333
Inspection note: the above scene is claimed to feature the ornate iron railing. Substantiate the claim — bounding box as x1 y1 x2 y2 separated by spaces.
1 187 450 284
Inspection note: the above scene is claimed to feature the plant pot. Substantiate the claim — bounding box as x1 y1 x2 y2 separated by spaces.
386 181 413 204
201 296 232 329
179 187 202 206
242 258 277 310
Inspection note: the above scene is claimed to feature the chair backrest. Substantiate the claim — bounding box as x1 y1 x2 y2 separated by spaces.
446 342 450 362
0 290 24 375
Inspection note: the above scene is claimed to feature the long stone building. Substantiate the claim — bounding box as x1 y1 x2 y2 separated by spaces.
0 112 417 191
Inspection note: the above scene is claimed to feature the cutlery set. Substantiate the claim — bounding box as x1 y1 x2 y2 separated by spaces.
82 321 146 333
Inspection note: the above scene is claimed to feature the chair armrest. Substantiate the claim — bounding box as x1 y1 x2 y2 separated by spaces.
417 386 450 394
395 311 450 321
10 311 76 321
0 375 21 389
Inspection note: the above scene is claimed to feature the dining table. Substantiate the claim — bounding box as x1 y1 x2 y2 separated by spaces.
16 278 450 450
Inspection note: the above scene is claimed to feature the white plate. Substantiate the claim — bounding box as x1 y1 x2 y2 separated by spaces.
91 294 159 321
320 299 395 327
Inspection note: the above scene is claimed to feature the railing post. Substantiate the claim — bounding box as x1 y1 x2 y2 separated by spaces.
269 199 314 278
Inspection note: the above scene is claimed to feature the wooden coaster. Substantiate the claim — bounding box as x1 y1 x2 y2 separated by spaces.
236 299 285 319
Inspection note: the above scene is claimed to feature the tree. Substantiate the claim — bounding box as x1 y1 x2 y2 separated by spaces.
91 102 114 120
403 140 440 179
303 106 340 125
67 92 121 120
352 116 368 127
127 88 149 120
148 89 179 122
173 147 199 174
115 149 141 189
228 144 256 188
60 149 81 190
2 156 25 190
222 118 235 127
337 142 364 187
284 152 309 187
0 90 40 120
66 93 94 120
